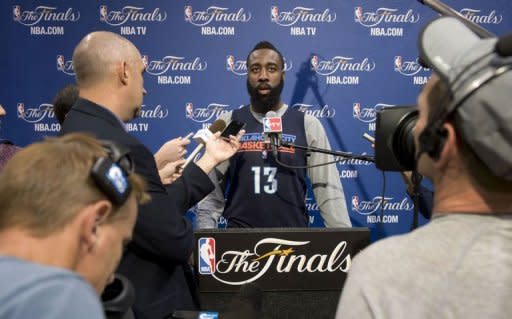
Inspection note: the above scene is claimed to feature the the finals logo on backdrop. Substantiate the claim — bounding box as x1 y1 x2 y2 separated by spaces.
16 102 59 132
185 102 233 125
292 103 336 119
458 8 503 25
99 5 167 35
393 56 430 85
270 5 336 36
351 195 412 224
184 5 252 36
352 102 391 131
12 5 80 36
310 55 376 85
126 104 169 133
143 54 207 85
353 6 420 37
225 54 293 76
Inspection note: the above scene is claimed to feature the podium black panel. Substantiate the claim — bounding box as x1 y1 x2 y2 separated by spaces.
194 228 370 318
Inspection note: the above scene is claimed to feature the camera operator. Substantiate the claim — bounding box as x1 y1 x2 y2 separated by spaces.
336 17 512 318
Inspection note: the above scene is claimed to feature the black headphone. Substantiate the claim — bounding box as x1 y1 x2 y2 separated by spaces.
418 44 512 160
91 140 134 206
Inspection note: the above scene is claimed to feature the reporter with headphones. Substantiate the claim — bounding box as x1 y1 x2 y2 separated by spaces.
0 133 149 319
336 17 512 319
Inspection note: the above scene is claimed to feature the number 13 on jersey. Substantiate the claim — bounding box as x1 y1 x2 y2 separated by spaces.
251 166 277 194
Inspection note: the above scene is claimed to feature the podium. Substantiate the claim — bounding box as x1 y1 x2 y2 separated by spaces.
194 227 370 318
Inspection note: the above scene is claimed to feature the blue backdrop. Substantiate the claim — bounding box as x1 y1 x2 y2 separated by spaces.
2 0 511 241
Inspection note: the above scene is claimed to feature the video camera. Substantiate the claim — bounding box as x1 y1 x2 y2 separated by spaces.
374 106 418 172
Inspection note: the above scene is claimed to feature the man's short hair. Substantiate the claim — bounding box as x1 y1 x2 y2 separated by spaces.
53 84 79 125
0 133 149 236
72 32 138 88
246 41 285 70
425 78 452 126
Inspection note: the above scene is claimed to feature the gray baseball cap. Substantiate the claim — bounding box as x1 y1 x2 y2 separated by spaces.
418 17 512 181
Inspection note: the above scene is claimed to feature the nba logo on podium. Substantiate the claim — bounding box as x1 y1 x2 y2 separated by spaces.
198 237 216 275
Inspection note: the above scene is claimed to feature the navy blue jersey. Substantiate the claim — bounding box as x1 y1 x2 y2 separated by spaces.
223 106 308 227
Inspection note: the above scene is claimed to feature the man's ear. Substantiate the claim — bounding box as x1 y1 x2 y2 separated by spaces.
435 122 457 169
80 200 113 252
119 61 129 85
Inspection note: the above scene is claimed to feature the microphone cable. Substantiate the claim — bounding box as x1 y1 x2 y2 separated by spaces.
271 140 374 170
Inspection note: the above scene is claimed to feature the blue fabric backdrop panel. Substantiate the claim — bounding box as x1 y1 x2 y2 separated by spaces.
1 0 511 241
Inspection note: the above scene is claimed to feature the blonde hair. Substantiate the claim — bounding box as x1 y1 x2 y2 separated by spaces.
0 133 149 236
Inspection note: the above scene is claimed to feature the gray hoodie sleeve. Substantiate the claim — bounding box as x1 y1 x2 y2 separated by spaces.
304 114 352 227
195 111 233 229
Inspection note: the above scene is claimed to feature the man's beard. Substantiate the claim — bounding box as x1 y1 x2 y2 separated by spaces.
246 78 284 113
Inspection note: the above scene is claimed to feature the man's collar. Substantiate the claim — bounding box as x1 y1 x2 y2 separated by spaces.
75 98 127 131
250 103 288 117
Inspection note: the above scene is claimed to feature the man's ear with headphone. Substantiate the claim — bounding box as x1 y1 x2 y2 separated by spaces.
417 76 453 161
90 140 134 206
418 121 448 161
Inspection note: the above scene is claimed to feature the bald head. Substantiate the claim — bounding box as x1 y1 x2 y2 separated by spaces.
73 31 140 88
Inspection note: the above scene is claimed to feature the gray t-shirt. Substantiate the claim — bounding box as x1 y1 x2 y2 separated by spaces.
336 213 512 319
0 256 105 319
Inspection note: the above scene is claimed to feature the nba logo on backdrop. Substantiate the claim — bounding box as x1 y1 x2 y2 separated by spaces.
270 6 279 21
352 103 361 119
310 55 319 71
184 5 193 21
226 55 235 71
56 55 75 76
394 56 402 71
99 5 108 21
17 103 25 119
354 7 363 22
13 5 21 21
185 103 194 119
351 196 360 211
56 55 65 70
198 238 216 275
141 55 149 68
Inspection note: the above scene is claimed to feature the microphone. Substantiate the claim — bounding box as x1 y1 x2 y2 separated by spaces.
183 119 226 168
495 32 512 57
262 111 282 158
